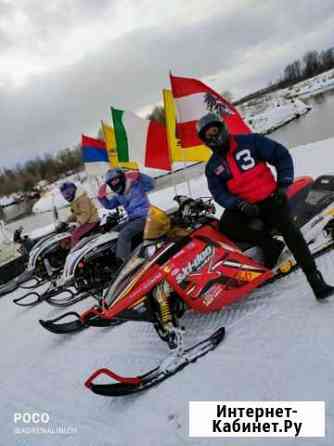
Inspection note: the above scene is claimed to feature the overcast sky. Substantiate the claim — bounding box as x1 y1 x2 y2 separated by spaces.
0 0 333 167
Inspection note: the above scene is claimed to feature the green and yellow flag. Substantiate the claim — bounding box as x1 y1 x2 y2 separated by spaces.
101 120 138 169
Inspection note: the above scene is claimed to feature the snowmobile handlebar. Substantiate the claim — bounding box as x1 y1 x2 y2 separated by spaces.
102 208 124 232
173 195 215 226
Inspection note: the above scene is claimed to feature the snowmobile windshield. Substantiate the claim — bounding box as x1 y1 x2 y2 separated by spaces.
103 240 166 307
305 189 334 206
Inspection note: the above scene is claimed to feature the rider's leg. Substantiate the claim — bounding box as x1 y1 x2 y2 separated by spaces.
70 222 98 248
219 208 283 268
116 217 146 261
259 194 334 300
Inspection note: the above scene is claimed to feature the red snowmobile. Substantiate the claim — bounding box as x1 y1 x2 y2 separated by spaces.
40 175 334 396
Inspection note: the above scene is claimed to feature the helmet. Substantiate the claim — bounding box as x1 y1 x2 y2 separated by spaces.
196 112 229 150
60 181 77 202
105 168 126 194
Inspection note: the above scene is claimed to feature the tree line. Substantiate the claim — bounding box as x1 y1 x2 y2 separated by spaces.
0 146 83 198
236 46 334 105
279 47 334 86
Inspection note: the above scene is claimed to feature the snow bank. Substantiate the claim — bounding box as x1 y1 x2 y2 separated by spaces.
243 98 310 134
285 69 334 99
0 196 16 207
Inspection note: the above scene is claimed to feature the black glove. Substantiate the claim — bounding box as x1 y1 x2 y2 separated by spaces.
237 201 260 217
272 187 288 207
55 222 69 233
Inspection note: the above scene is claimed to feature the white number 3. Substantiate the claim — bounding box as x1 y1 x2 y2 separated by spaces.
235 149 256 170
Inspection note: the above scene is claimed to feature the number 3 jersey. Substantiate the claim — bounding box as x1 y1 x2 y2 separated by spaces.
205 133 294 207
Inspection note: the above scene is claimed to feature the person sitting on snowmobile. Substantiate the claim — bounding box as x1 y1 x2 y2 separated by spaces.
97 168 155 264
197 112 334 301
59 182 99 247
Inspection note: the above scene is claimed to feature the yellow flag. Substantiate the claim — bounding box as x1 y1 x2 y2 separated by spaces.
163 89 211 162
101 121 138 170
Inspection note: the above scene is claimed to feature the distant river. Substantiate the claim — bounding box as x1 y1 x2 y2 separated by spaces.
270 89 334 148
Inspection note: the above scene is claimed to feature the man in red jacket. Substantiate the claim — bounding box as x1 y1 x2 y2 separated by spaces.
197 112 334 300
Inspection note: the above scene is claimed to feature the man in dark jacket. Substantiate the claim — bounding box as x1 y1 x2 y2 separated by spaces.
198 112 334 300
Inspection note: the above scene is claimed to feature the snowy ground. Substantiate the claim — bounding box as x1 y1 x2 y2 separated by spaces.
2 137 334 445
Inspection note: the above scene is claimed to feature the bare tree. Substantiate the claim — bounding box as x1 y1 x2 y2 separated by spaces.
303 50 321 78
147 105 166 125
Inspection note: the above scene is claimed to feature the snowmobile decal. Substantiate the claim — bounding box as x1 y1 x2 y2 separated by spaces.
175 245 213 284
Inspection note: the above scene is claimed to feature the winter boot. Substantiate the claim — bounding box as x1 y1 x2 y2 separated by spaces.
262 239 285 269
306 269 334 301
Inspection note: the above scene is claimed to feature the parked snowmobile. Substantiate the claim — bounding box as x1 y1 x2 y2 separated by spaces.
13 208 133 307
0 223 71 298
0 222 55 296
0 222 27 285
40 175 334 395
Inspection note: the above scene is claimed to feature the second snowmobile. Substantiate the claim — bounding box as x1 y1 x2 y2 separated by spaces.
12 208 138 307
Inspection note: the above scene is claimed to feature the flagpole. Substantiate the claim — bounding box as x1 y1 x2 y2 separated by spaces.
52 192 59 224
163 87 192 199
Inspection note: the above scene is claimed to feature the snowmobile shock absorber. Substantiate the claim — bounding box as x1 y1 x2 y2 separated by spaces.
154 282 172 326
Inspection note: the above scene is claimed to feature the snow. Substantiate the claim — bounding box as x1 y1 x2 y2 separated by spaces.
245 98 310 134
0 196 17 207
32 189 69 213
239 68 334 135
284 69 334 99
1 137 334 445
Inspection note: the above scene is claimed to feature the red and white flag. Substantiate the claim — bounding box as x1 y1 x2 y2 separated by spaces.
170 74 251 148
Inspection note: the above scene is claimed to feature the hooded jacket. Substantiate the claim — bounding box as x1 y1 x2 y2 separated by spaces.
205 133 294 208
98 171 155 220
67 187 99 225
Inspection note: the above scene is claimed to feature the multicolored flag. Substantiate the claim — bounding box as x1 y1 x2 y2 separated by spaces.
111 107 171 171
163 89 211 162
170 74 251 149
81 134 110 176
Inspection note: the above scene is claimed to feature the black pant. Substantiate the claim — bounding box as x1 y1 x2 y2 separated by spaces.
219 195 316 274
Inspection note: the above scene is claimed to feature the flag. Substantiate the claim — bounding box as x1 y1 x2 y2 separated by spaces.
101 121 138 169
111 107 171 171
170 74 251 149
163 89 211 162
81 134 110 176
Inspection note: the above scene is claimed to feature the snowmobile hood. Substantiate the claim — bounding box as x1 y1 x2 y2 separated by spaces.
58 231 119 286
101 241 173 319
27 231 72 271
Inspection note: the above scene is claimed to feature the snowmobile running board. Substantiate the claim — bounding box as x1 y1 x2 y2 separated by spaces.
84 326 225 396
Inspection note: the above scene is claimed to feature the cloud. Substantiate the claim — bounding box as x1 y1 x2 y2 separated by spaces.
0 0 334 166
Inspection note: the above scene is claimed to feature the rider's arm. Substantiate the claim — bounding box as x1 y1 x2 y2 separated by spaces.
139 173 155 192
97 195 120 210
254 134 294 187
207 172 242 209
